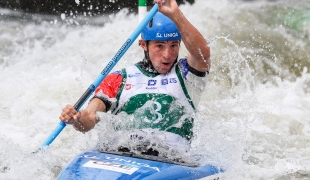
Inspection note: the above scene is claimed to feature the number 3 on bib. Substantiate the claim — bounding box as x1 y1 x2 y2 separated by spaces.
143 102 163 124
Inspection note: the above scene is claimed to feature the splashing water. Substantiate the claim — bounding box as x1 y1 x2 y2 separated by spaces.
0 0 310 179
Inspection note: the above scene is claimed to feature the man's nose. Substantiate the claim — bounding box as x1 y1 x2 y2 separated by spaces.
163 48 171 59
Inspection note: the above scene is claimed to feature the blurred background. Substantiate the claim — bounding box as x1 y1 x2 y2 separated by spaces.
1 0 310 179
0 0 194 16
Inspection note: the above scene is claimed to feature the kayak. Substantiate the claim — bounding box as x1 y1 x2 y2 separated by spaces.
56 150 224 180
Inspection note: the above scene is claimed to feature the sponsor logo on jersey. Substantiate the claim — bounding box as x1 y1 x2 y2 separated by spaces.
148 79 157 86
161 78 168 85
169 78 177 83
146 87 157 90
161 78 177 85
128 73 141 78
125 84 132 90
111 70 122 75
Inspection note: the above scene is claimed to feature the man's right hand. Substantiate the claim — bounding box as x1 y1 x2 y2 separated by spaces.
59 104 80 125
59 98 106 133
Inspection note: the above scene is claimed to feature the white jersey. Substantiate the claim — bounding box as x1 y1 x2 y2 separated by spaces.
110 61 207 141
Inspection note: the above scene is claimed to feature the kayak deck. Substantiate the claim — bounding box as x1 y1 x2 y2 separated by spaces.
57 151 224 180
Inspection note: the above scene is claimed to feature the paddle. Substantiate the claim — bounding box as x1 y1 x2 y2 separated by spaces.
40 3 159 149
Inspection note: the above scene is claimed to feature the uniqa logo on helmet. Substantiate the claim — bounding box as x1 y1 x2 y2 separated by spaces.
156 32 179 38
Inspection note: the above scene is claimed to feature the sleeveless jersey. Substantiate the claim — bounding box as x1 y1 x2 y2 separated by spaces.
112 64 195 141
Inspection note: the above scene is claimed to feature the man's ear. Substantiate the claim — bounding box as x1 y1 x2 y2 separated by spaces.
139 39 147 51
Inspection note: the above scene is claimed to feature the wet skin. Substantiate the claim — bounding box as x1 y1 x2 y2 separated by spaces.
140 40 180 74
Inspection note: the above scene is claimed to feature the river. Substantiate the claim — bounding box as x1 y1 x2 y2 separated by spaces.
0 0 310 179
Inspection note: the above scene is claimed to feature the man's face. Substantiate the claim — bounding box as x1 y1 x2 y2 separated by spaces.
141 40 180 74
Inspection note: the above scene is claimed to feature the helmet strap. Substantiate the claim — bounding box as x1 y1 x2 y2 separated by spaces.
140 41 179 74
142 41 159 74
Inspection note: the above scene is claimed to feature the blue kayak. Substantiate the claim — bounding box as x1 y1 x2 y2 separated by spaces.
56 150 224 180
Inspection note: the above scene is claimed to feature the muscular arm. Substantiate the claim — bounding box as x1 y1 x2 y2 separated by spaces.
59 72 122 133
73 98 106 132
157 0 210 72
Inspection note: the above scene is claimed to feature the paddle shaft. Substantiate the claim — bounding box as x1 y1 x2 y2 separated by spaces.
41 3 159 148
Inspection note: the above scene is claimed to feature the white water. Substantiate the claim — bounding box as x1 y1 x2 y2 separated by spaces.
1 0 310 179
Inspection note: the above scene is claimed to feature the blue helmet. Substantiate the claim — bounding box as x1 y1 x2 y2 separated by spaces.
141 12 182 41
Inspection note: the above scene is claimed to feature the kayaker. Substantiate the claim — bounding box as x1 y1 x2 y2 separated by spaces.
59 0 210 155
